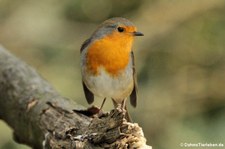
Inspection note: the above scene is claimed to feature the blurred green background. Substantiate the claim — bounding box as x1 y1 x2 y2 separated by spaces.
0 0 225 149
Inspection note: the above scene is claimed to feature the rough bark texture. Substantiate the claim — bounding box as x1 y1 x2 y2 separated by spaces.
0 46 151 149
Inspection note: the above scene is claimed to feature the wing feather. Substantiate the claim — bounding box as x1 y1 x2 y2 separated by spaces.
81 38 94 104
82 81 94 104
130 51 137 107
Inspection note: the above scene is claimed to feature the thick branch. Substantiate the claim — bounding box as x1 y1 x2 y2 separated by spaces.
0 46 151 149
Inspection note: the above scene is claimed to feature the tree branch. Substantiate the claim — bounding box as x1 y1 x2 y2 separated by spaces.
0 46 151 149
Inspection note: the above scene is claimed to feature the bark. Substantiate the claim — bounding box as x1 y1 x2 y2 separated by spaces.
0 46 151 149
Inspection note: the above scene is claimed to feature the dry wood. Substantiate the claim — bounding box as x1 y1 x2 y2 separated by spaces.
0 46 151 149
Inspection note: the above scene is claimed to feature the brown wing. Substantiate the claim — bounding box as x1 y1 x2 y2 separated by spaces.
80 38 92 53
130 51 137 107
82 81 94 104
80 38 94 104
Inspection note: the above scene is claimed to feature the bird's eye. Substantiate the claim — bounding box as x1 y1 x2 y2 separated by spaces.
117 27 125 32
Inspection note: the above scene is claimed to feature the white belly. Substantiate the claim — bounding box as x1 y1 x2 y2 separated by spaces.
82 65 133 101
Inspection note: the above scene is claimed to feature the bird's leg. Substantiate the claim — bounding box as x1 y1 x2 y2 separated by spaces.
121 99 127 113
121 99 126 111
121 99 132 122
100 98 106 110
111 98 132 121
97 98 106 118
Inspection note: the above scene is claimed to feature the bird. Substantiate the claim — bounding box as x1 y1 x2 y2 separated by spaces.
80 17 143 121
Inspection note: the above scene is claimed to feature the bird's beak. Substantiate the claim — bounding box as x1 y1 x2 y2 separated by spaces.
133 31 144 36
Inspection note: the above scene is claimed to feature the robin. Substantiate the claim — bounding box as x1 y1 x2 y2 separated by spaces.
80 17 143 121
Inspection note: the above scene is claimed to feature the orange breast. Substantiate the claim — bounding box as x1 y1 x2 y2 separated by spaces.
86 31 134 76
